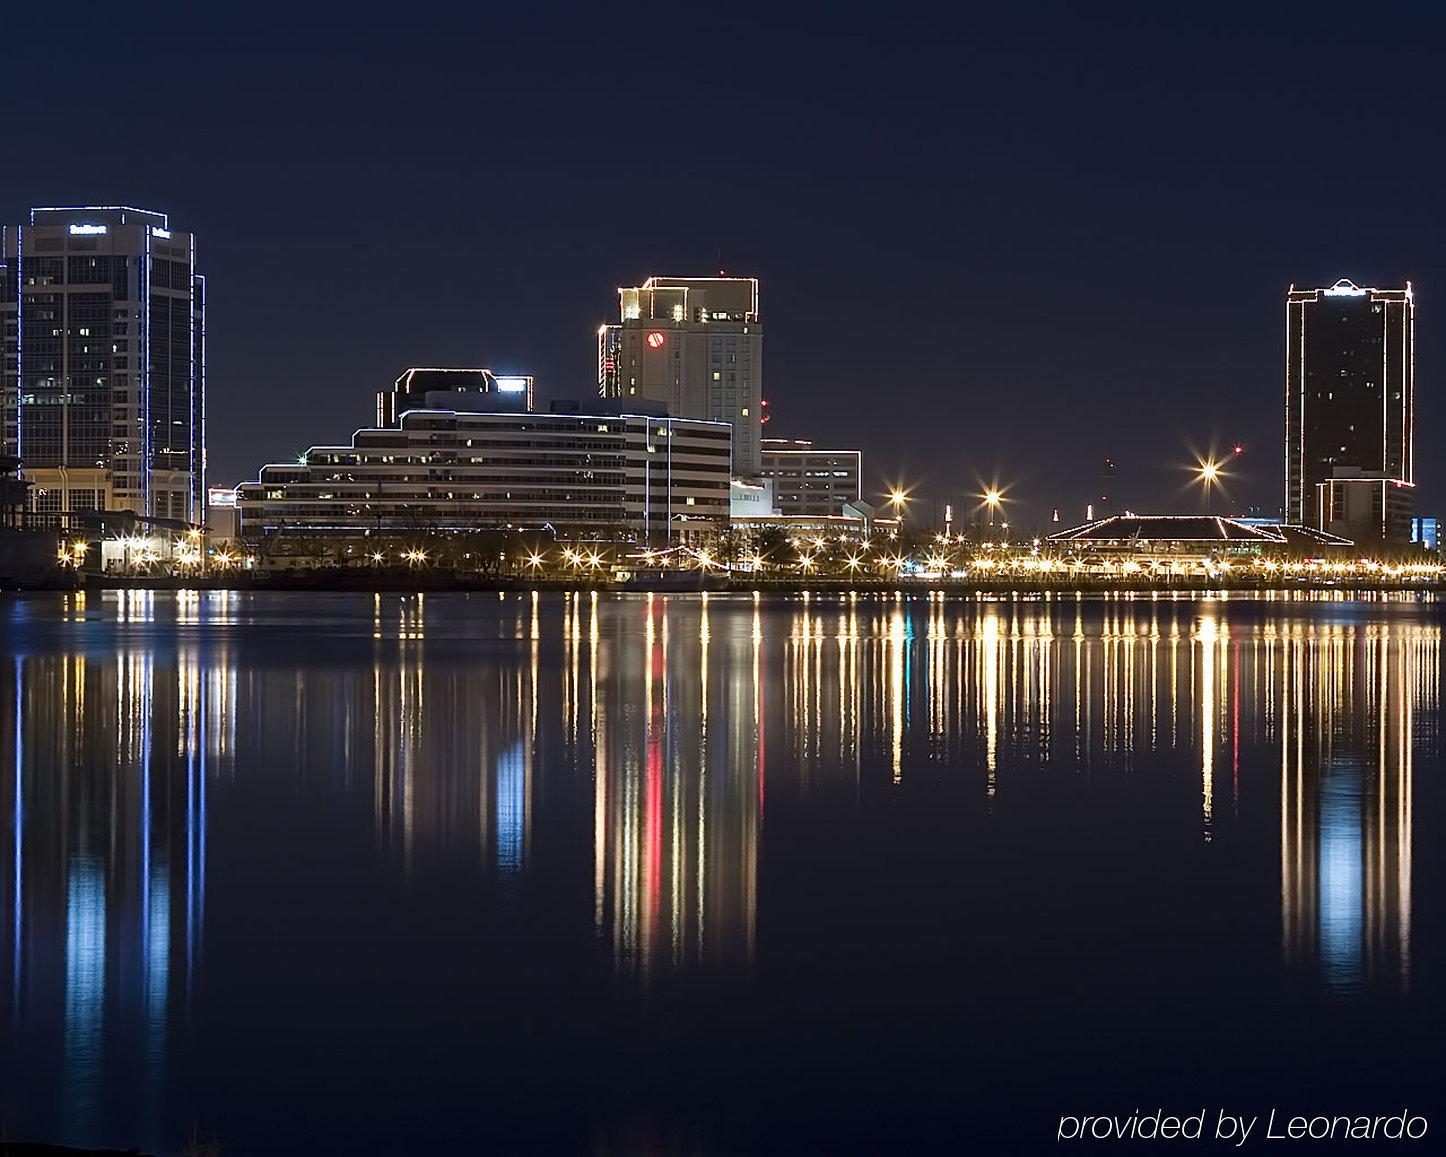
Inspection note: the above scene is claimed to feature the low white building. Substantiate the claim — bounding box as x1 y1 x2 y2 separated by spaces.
730 477 776 518
237 407 732 543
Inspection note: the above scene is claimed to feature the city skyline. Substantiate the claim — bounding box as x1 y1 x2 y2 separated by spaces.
3 7 1437 526
0 200 1420 534
5 9 1446 1152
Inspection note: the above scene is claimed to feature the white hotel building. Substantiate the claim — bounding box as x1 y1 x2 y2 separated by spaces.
598 275 762 476
236 407 732 542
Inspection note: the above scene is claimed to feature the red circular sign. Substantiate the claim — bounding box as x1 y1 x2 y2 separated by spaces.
646 331 666 349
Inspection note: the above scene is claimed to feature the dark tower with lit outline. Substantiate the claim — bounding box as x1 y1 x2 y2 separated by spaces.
1285 278 1412 544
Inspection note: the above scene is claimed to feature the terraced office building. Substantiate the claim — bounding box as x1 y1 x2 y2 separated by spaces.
238 407 731 542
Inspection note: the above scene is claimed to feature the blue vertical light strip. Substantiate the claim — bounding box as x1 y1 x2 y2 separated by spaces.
1319 765 1364 988
145 850 168 1078
139 659 152 1013
11 657 21 1016
903 610 913 734
62 853 106 1143
496 741 525 876
143 851 169 1157
185 684 195 995
198 681 207 970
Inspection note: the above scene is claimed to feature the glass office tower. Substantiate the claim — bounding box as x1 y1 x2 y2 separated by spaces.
1 206 205 523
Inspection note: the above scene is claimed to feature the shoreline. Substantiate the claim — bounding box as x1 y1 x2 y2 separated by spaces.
3 574 1442 597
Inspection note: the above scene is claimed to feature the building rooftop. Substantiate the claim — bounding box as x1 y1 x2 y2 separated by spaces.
618 275 759 321
29 205 171 228
1049 515 1353 548
1286 278 1412 302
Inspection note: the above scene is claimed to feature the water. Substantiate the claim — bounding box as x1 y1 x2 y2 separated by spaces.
0 589 1441 1153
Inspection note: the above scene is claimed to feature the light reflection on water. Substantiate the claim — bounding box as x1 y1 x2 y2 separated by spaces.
0 589 1435 1151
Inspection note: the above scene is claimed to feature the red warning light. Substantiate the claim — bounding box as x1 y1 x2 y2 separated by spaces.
645 331 666 349
1232 444 1245 456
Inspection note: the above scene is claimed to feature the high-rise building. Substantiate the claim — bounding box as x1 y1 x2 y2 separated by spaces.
759 438 862 516
598 275 762 475
1285 279 1413 544
1 206 205 523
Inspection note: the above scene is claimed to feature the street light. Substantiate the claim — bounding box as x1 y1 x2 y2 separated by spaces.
1196 459 1223 514
982 487 1004 527
887 487 909 523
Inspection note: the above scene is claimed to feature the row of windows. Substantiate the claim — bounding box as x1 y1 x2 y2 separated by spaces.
271 472 633 492
776 482 859 492
245 480 729 498
348 439 731 459
25 488 104 513
150 258 192 290
401 417 731 439
258 469 730 491
312 452 628 469
241 510 727 533
436 430 733 449
44 486 193 520
243 495 729 512
245 496 646 512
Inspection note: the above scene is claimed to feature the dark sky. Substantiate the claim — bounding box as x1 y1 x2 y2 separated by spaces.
7 3 1442 528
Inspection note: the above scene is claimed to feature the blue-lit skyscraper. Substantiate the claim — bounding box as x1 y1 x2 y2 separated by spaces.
1 207 205 523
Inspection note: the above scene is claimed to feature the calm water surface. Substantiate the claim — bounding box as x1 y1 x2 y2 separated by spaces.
0 590 1441 1153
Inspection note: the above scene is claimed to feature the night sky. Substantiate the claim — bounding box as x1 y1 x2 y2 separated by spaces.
7 4 1442 528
